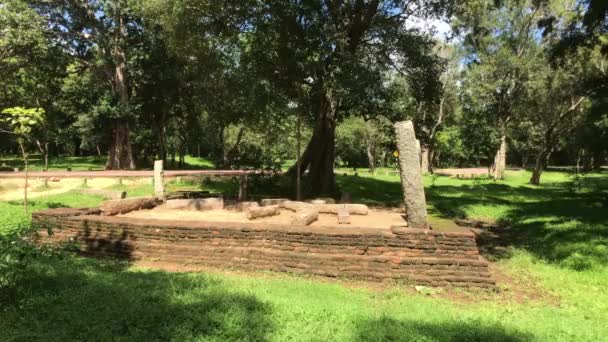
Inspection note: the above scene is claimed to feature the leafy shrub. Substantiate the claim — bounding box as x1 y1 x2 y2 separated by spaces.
560 252 596 271
0 233 37 287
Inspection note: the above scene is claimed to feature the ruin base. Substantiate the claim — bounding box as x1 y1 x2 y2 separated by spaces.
32 207 495 288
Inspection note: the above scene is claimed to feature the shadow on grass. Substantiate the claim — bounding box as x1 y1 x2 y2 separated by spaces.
337 175 403 206
354 316 532 342
0 256 273 341
335 174 608 269
427 182 608 268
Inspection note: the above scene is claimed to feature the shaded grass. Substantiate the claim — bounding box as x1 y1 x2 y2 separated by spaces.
1 253 606 341
338 170 608 269
1 257 272 341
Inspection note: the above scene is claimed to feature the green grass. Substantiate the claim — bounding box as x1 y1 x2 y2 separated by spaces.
0 155 215 171
0 155 107 171
1 169 607 341
0 251 605 341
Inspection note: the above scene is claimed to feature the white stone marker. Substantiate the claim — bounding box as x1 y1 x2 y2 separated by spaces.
154 160 166 201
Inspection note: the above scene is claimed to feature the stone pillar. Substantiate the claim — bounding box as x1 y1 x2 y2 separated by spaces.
154 160 166 201
394 121 428 228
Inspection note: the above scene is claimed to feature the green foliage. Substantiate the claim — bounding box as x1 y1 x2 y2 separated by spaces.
336 117 391 168
1 107 45 136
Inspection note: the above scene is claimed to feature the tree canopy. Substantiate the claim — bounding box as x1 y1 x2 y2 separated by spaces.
0 0 606 189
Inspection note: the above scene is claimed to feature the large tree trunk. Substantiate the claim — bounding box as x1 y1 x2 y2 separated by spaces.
491 135 507 179
223 127 245 169
105 6 135 170
105 121 135 170
530 148 549 185
293 90 337 197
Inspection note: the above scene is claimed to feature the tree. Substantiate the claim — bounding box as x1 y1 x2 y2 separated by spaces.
526 47 604 184
0 107 45 213
34 0 139 169
248 1 447 196
335 116 391 171
454 0 543 178
1 0 66 171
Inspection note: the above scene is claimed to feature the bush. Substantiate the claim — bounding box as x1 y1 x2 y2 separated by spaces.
0 234 37 287
0 203 37 288
560 252 596 271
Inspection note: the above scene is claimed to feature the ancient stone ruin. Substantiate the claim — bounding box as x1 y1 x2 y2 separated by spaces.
394 120 428 229
31 148 494 288
32 192 493 287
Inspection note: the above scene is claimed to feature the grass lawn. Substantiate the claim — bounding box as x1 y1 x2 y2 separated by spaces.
1 165 607 341
0 155 214 171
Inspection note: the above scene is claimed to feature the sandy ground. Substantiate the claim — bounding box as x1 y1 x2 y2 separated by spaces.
0 177 149 201
120 206 408 229
434 168 489 177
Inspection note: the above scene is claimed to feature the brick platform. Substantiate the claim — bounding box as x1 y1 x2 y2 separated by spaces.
32 208 495 288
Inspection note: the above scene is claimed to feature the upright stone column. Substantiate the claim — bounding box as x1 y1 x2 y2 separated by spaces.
154 160 166 201
394 121 428 228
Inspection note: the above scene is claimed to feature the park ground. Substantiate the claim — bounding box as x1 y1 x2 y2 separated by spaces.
1 156 607 341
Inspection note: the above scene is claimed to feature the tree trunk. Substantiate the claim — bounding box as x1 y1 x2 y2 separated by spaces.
294 90 337 197
420 145 430 174
427 147 436 174
105 121 135 170
105 6 135 170
366 140 376 174
592 150 604 170
223 127 245 168
157 111 167 162
35 139 49 172
491 135 507 179
18 141 28 214
530 149 549 185
364 120 376 174
178 143 185 168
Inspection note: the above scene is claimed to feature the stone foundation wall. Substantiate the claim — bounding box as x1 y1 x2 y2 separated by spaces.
32 208 494 288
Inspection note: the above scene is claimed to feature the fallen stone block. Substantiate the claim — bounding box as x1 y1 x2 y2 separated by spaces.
101 196 159 216
237 201 259 212
292 209 319 226
283 200 313 212
284 201 367 215
165 198 224 211
316 204 368 215
261 198 289 207
309 197 336 204
246 205 280 220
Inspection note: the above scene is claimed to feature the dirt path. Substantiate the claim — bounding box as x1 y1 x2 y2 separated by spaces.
434 168 490 177
0 178 146 201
